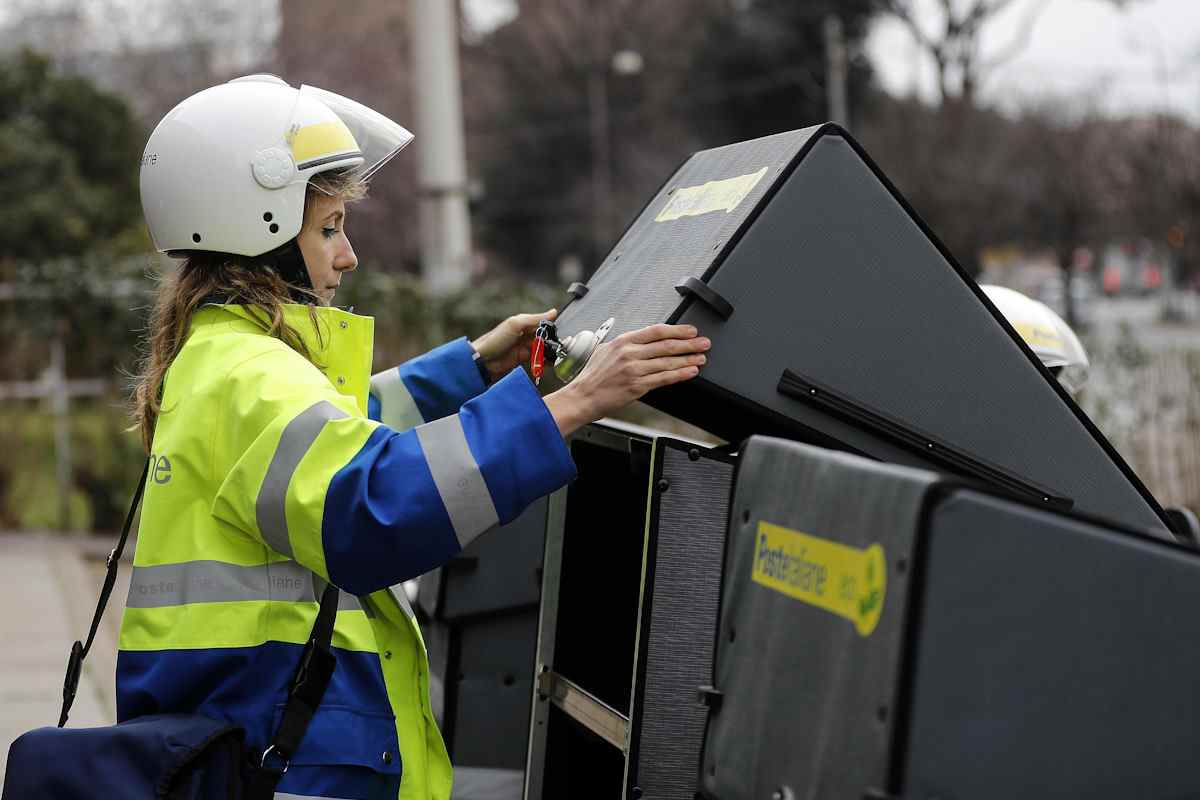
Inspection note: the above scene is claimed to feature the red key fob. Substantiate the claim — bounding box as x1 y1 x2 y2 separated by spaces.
531 335 546 385
531 320 555 385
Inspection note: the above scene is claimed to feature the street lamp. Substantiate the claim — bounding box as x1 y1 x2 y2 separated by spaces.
589 49 643 264
611 49 644 77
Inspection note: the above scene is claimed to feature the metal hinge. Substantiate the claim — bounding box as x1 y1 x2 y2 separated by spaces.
537 668 630 752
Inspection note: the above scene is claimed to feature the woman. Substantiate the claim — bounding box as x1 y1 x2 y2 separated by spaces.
120 75 709 800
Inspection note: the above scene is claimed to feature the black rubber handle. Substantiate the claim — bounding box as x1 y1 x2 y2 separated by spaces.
674 276 733 320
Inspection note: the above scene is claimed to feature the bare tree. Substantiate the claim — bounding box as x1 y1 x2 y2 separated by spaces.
276 1 418 272
1009 104 1118 325
1110 115 1200 287
1 0 277 122
465 0 722 275
882 0 1049 107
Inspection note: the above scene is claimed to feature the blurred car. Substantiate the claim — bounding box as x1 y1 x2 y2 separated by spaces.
1036 273 1094 329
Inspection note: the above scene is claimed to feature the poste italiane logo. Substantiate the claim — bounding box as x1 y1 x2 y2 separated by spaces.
751 520 885 637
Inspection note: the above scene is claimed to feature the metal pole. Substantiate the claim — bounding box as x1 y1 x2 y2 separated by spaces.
588 66 612 263
410 0 473 295
823 14 848 127
50 330 72 531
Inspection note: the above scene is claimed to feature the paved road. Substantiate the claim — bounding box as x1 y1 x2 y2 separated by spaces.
0 532 123 786
1086 295 1200 351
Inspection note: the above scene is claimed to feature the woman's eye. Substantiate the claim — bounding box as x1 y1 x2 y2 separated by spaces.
322 227 338 239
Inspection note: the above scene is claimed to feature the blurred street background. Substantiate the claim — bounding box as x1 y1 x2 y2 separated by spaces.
2 0 1200 772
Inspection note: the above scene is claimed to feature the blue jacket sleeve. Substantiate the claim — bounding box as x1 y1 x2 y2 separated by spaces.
367 337 487 429
324 368 575 593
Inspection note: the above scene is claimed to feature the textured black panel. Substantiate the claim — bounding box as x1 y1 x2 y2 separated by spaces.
528 426 736 798
702 436 937 800
556 123 1166 536
634 445 734 798
688 135 1160 533
903 490 1200 800
560 128 819 341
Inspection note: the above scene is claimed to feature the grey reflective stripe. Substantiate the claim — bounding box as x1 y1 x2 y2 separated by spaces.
415 414 499 549
388 582 416 618
311 572 366 614
370 368 424 431
256 401 348 558
126 559 365 611
275 793 356 800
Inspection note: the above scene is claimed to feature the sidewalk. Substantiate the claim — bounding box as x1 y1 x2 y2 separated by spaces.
0 532 123 785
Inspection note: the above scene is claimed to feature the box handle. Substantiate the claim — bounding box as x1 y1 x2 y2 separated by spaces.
675 276 734 320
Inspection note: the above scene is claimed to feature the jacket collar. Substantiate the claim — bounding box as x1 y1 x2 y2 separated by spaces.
197 303 376 415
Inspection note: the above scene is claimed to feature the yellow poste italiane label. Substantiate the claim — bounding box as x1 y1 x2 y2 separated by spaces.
655 167 768 222
751 521 886 636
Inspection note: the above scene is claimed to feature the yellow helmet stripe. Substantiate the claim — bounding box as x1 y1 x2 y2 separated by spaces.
290 120 360 165
1013 321 1064 351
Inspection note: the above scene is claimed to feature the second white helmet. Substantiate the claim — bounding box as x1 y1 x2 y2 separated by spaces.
982 284 1090 394
139 74 412 258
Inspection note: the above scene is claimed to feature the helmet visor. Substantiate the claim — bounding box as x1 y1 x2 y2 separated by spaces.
299 85 413 181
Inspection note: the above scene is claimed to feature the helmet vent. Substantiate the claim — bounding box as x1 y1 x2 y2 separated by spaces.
269 223 279 234
263 212 273 222
192 233 201 243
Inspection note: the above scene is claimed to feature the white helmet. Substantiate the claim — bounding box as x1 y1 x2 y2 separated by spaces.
140 74 412 258
981 284 1090 394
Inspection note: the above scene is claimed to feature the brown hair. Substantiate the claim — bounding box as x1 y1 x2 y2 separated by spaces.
131 171 366 451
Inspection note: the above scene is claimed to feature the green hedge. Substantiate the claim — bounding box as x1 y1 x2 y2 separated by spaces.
0 401 143 531
1 272 562 532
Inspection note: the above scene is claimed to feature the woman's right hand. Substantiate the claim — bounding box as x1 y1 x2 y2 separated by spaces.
543 323 710 438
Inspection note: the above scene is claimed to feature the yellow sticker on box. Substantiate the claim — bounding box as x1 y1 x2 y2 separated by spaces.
751 521 886 637
655 167 768 223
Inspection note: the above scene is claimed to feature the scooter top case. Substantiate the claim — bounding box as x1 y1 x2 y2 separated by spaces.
554 122 1169 537
703 434 1200 800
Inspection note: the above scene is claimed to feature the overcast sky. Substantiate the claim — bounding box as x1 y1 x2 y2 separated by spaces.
867 0 1200 118
7 0 1195 119
466 0 1200 119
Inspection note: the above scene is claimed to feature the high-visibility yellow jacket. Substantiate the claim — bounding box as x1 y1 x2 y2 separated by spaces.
117 303 575 800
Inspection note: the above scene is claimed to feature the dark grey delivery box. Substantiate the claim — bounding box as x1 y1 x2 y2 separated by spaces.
554 123 1168 536
701 435 1200 800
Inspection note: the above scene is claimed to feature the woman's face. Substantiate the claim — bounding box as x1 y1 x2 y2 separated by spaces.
297 191 358 306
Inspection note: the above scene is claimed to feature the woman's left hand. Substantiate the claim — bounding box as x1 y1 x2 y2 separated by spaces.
471 308 557 383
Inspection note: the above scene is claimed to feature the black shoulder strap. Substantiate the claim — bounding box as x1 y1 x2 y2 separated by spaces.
59 457 151 727
261 582 339 774
59 457 342 764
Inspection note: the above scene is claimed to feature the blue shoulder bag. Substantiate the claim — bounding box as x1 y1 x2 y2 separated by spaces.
2 458 340 799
